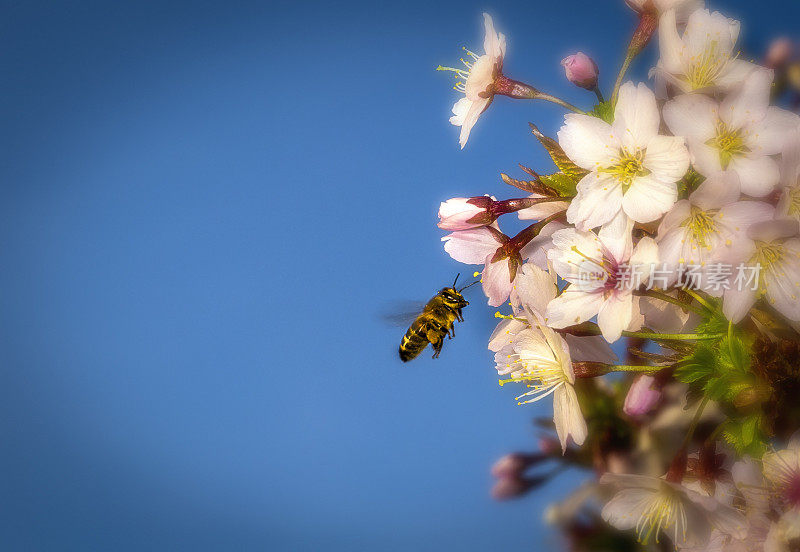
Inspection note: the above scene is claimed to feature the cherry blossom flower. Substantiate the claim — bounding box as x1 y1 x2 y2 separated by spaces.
545 222 659 342
762 436 800 510
601 473 747 547
722 219 800 323
559 82 689 229
654 9 756 94
561 52 599 90
438 14 506 149
663 68 800 197
656 172 774 288
494 312 587 452
441 222 563 307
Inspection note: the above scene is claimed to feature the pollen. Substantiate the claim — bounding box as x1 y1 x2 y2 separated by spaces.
599 149 650 192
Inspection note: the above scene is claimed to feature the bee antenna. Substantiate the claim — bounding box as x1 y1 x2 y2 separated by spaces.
453 272 460 288
458 279 481 292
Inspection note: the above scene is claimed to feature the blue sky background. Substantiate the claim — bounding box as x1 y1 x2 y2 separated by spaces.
0 0 798 550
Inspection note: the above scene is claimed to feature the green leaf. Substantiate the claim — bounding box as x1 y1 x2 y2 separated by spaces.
539 172 579 197
528 123 588 180
589 101 615 124
674 345 715 385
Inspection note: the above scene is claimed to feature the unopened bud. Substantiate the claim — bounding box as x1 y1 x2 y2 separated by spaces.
623 375 662 417
538 436 561 456
491 452 545 478
437 196 494 230
766 38 794 69
491 475 547 500
561 52 599 90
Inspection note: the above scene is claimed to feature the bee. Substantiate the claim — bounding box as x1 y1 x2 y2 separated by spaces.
398 274 479 362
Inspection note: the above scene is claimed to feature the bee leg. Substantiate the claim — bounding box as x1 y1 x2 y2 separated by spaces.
456 308 464 323
448 321 455 339
431 338 443 358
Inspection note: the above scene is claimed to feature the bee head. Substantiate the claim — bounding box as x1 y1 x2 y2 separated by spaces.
439 287 468 308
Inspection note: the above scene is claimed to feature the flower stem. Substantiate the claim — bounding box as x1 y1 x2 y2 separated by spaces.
611 52 634 105
532 91 587 115
633 289 705 316
681 288 715 312
593 87 605 104
604 364 664 373
622 330 723 341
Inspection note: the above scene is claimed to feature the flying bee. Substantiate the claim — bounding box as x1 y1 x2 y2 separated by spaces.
398 274 479 362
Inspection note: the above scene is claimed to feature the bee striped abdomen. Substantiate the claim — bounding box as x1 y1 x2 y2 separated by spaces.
399 320 429 362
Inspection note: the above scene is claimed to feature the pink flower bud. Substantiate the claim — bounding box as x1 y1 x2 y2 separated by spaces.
490 453 545 478
766 38 794 69
537 437 561 456
623 375 662 417
490 476 533 500
560 52 599 90
437 196 493 230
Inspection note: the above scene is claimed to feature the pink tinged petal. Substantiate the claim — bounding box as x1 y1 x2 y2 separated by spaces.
482 256 514 307
642 135 690 183
457 97 492 149
688 138 724 177
728 155 780 197
567 173 623 230
623 375 662 416
553 384 587 452
658 200 692 235
613 82 660 150
716 201 775 235
622 175 678 223
663 93 719 142
657 9 683 74
449 98 472 126
465 55 496 101
488 318 527 352
597 291 634 343
723 285 757 323
441 227 502 264
519 221 566 268
438 197 489 230
630 237 659 278
598 210 634 264
721 67 773 130
564 334 617 363
748 219 799 242
545 289 604 328
690 171 741 210
557 114 616 170
714 59 757 91
481 13 503 61
516 196 570 220
511 263 556 314
602 488 655 530
748 107 800 156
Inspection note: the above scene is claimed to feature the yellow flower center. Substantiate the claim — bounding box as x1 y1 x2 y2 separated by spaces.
635 484 687 545
755 243 784 270
685 207 717 249
601 150 650 192
686 40 735 90
708 122 748 169
788 187 800 217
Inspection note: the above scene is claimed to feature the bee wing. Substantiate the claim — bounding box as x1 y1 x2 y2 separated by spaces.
381 300 428 327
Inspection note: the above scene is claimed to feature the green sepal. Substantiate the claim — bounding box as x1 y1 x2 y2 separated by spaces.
589 101 615 124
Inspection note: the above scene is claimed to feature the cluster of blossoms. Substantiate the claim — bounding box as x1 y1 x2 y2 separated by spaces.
432 3 800 550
